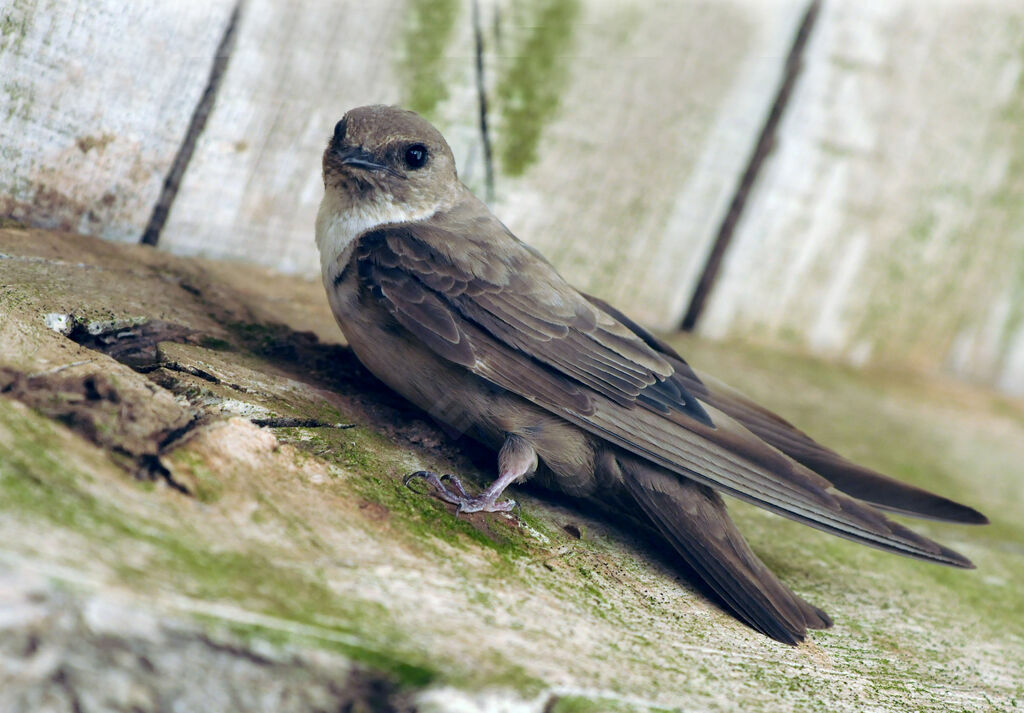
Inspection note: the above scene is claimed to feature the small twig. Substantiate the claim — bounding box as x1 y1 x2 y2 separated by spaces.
251 417 355 429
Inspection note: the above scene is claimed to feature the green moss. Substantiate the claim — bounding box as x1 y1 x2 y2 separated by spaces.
210 618 436 687
494 0 580 176
0 12 27 47
0 392 564 690
3 79 35 121
169 450 224 503
225 321 289 353
198 336 233 351
251 491 330 551
908 211 937 244
397 0 460 119
277 424 546 574
0 216 26 229
346 459 530 570
549 695 674 713
0 401 439 687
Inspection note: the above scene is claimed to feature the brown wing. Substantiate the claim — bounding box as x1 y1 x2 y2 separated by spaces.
353 202 973 568
358 196 712 424
682 370 989 524
583 292 987 525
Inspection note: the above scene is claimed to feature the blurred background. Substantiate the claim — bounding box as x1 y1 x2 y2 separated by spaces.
3 0 1024 395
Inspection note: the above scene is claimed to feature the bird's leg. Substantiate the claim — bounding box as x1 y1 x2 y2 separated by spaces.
403 434 538 514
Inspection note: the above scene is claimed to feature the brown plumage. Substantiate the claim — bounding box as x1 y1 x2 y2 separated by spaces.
315 105 987 644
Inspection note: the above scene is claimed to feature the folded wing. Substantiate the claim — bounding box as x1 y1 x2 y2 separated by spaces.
584 293 987 526
354 203 978 568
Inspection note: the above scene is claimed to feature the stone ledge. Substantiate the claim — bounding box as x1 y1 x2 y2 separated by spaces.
0 227 1020 712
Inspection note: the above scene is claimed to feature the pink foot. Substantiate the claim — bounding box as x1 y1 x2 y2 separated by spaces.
403 470 517 514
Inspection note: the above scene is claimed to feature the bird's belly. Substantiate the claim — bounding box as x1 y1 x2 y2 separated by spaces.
335 300 506 447
332 296 604 496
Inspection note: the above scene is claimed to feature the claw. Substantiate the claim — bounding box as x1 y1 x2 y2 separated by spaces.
439 473 469 498
402 470 429 488
403 470 462 506
402 469 520 514
403 434 534 517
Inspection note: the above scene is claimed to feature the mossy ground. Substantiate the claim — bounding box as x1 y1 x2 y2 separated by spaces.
1 228 1021 711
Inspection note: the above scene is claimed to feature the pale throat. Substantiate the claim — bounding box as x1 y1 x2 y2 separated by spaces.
315 188 438 282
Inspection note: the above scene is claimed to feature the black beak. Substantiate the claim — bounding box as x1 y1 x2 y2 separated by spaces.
334 145 388 172
332 145 405 179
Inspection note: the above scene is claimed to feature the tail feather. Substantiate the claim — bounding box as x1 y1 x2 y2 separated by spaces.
619 454 832 644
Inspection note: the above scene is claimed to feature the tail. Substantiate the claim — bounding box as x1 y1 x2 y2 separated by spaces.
618 453 832 644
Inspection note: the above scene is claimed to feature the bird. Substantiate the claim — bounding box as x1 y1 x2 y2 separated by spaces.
314 104 988 644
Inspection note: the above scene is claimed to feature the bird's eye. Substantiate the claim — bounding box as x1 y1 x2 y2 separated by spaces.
333 118 347 143
404 144 428 169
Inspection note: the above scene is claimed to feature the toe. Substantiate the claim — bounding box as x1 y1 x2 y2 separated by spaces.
403 470 434 488
439 473 469 498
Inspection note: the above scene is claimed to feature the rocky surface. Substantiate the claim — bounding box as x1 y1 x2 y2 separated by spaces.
1 227 1021 712
0 567 417 713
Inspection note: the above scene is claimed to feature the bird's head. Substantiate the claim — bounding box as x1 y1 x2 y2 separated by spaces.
322 105 460 219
